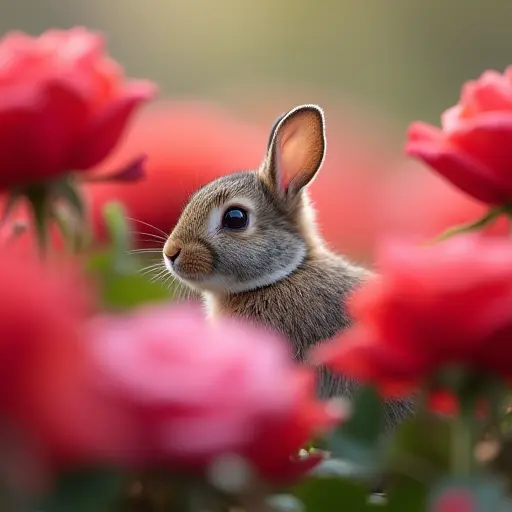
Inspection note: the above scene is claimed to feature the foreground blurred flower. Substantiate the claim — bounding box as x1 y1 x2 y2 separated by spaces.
0 250 114 482
406 67 512 207
0 27 155 249
312 235 512 402
86 304 339 483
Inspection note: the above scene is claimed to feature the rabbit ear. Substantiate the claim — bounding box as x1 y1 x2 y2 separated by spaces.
263 105 326 200
267 113 285 149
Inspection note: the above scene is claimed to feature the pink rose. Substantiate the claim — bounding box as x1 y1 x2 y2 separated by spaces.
85 303 339 482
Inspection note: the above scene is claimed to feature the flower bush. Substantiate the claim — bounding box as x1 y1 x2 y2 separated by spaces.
2 25 512 512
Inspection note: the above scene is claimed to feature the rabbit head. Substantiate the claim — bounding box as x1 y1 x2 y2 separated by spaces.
163 104 327 294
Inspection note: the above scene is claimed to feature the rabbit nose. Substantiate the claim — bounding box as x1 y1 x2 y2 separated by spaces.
167 248 181 263
164 240 182 263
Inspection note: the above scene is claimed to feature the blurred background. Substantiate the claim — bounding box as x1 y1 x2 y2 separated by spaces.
4 0 512 263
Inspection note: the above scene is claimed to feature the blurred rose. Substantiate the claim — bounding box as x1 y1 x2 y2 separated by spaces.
406 67 512 205
430 488 476 512
0 250 116 477
312 235 512 401
85 101 266 248
0 27 155 190
86 303 338 482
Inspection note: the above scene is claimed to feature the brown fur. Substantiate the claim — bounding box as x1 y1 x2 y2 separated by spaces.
164 105 414 429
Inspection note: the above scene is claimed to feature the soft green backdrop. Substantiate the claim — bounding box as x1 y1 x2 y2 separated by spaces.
3 0 511 148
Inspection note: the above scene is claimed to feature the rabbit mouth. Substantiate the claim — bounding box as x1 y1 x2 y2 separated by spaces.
163 260 233 294
165 263 212 285
163 242 214 282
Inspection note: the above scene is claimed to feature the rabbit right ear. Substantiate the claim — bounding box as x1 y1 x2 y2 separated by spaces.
261 105 326 201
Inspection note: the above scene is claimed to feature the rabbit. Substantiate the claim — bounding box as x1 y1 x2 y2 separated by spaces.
162 104 414 429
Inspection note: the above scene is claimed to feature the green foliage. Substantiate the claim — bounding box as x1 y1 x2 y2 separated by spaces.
385 479 427 512
386 413 452 477
86 202 177 311
291 476 370 512
37 468 124 512
327 386 385 477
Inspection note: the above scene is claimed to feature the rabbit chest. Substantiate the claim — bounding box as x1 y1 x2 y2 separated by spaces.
203 253 366 360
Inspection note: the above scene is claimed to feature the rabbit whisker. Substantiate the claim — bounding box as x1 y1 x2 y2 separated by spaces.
130 230 168 242
126 217 168 237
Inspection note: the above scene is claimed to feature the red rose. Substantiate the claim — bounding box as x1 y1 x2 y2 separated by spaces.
406 67 512 205
85 303 339 482
0 27 155 190
312 235 512 399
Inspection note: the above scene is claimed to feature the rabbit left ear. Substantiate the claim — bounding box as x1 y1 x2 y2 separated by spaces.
262 104 326 200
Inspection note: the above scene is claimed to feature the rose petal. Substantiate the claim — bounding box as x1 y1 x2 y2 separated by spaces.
461 76 512 115
447 112 512 197
30 81 89 181
0 80 90 188
406 136 511 204
406 121 443 143
83 155 147 183
70 81 157 170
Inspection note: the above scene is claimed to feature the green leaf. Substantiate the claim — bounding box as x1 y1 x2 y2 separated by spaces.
385 478 427 512
343 387 384 444
54 178 85 222
24 183 50 255
291 476 368 512
327 386 385 471
386 413 451 479
86 202 178 310
102 202 133 273
429 475 509 512
37 467 123 512
427 206 506 244
87 251 176 311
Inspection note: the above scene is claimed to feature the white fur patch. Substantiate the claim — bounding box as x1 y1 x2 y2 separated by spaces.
202 292 217 318
198 243 306 294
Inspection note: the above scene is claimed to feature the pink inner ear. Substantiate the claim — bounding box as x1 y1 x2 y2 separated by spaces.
276 117 321 192
277 127 301 191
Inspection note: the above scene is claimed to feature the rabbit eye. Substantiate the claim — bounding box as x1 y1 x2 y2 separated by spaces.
222 207 248 230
